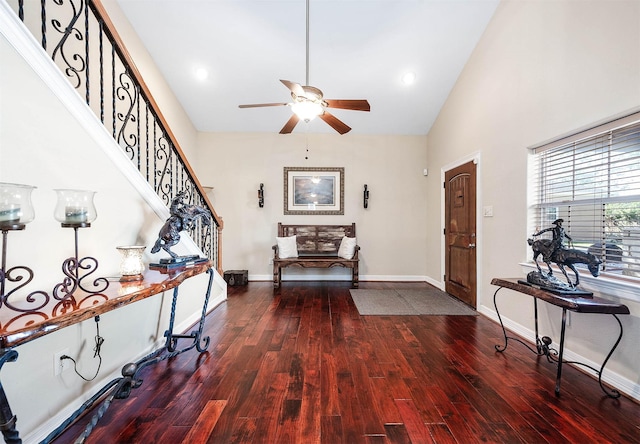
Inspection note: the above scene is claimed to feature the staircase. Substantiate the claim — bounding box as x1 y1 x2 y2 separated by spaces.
5 0 223 272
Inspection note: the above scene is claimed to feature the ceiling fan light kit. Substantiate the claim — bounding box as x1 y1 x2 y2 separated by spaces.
291 101 324 122
238 0 370 134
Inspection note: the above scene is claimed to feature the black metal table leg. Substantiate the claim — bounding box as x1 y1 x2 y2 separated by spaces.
595 314 623 398
493 286 542 355
555 308 568 396
163 268 213 353
0 350 20 444
494 290 623 399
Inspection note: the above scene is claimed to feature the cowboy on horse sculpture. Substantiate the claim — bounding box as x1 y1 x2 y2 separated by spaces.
151 191 211 260
527 218 601 289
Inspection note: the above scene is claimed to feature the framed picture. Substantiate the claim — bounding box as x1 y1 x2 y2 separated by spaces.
284 167 344 215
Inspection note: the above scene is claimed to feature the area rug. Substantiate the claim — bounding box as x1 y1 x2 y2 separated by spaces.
349 288 477 316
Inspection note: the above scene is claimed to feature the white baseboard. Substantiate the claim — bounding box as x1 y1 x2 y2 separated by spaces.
249 273 429 283
425 276 445 290
478 306 640 403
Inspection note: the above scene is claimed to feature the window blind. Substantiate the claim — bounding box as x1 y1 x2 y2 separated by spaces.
529 114 640 279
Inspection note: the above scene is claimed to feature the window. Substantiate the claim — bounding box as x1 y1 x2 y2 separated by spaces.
529 112 640 282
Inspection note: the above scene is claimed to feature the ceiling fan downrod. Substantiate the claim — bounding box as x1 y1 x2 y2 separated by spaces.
305 0 310 87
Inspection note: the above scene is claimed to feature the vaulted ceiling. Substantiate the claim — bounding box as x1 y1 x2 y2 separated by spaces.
116 0 499 135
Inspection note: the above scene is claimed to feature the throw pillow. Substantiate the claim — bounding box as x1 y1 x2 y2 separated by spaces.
277 235 298 259
338 236 357 259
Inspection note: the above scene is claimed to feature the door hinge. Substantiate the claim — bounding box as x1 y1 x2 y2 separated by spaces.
443 228 446 235
443 181 446 189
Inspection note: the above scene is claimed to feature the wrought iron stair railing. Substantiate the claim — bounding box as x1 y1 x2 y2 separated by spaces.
7 0 222 272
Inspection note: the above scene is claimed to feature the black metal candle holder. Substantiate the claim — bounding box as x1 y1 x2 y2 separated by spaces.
52 223 109 300
1 226 51 312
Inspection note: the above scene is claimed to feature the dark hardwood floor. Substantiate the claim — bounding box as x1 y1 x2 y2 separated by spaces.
56 281 640 443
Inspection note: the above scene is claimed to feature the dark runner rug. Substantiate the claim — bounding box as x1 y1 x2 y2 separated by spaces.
349 288 477 316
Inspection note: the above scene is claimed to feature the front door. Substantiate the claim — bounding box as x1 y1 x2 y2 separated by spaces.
444 161 477 308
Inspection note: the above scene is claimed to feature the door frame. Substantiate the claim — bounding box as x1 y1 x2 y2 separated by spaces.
440 152 483 308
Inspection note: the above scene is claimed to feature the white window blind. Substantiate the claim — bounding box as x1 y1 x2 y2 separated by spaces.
529 113 640 280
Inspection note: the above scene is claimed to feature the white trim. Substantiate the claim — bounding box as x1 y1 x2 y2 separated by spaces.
440 152 483 307
249 274 429 283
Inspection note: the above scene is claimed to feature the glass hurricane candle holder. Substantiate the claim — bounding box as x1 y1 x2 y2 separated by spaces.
117 246 146 282
54 189 97 227
0 182 36 230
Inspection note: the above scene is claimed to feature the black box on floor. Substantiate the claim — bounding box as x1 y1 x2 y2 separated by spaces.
223 270 248 286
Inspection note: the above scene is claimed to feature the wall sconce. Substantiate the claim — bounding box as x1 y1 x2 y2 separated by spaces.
258 183 264 208
363 184 369 209
53 189 108 298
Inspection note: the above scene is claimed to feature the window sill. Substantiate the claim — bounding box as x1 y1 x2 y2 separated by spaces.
519 262 640 304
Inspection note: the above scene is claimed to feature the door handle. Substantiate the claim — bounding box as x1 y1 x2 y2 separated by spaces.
468 243 476 248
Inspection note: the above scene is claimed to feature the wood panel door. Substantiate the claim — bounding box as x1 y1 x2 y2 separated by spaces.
445 161 477 308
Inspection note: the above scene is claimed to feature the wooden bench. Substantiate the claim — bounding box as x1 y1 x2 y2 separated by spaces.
273 223 360 289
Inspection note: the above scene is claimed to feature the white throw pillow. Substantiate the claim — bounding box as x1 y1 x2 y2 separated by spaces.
277 235 298 259
338 236 357 259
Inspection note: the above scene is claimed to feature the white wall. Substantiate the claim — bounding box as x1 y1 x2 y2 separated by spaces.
0 5 225 441
426 0 640 399
195 132 429 282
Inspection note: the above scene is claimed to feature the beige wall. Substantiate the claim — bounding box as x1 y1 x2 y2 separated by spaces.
427 0 640 395
196 132 429 281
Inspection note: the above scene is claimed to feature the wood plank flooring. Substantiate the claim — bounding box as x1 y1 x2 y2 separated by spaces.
55 281 640 443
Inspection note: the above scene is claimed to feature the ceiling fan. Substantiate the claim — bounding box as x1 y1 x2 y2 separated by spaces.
238 0 370 135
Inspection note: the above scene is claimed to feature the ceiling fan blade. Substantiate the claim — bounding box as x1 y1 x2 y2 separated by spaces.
239 102 289 108
325 99 371 112
280 114 300 134
280 79 306 97
319 111 351 135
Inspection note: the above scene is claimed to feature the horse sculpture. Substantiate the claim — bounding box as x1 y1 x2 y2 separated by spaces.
151 191 211 259
528 238 601 287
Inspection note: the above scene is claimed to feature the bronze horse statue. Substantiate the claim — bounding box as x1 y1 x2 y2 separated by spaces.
528 238 601 287
151 191 211 259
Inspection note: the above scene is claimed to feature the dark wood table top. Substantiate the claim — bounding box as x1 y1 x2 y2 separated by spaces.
0 261 212 349
491 278 630 315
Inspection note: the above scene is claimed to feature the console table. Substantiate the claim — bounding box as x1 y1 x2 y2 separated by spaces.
0 261 214 444
491 278 630 398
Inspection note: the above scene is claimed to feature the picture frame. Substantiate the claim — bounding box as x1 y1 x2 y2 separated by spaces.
284 167 344 215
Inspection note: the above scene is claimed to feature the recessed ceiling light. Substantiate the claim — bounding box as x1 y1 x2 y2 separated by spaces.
194 67 209 81
401 72 416 85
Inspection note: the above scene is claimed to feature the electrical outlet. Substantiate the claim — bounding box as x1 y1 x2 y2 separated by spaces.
53 348 70 376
